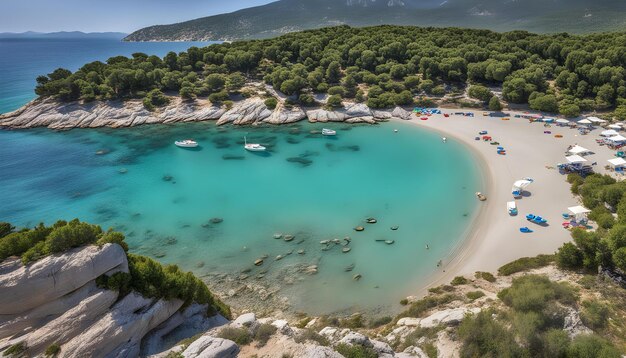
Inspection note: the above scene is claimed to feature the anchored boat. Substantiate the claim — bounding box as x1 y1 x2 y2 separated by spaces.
174 139 198 148
244 136 266 152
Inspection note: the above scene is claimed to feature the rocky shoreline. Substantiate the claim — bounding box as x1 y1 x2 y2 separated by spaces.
0 97 413 130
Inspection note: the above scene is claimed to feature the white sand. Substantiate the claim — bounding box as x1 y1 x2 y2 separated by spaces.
401 110 617 289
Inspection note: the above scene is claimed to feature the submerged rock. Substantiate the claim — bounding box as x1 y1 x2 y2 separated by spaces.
353 274 362 281
354 226 364 232
254 259 264 266
210 218 224 224
222 154 245 160
162 175 174 182
286 157 313 167
284 234 295 242
342 247 351 253
366 217 377 224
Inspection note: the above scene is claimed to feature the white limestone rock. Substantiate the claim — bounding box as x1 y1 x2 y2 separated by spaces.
8 288 118 356
419 308 481 328
264 106 306 124
304 345 345 358
182 336 239 358
338 331 372 347
0 243 127 315
232 312 256 328
563 307 593 338
396 317 421 327
216 98 272 125
60 292 183 357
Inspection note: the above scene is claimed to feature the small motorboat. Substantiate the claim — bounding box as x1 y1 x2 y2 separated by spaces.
244 136 266 152
520 227 533 233
479 131 488 135
174 139 198 148
322 128 336 136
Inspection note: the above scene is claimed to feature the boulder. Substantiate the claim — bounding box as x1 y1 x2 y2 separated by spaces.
338 332 372 347
418 308 480 328
563 307 592 338
0 243 127 315
371 339 395 356
232 312 256 328
216 98 272 125
182 336 239 358
396 317 421 327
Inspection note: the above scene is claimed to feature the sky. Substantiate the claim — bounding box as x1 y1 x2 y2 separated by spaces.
0 0 275 33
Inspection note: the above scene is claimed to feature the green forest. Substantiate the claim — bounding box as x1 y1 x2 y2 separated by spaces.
35 25 626 118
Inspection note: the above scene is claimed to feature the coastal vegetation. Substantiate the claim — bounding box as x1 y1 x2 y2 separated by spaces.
0 219 230 318
33 25 626 118
557 173 626 273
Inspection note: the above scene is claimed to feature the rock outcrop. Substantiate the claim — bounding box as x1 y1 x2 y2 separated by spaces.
0 97 412 130
0 244 227 357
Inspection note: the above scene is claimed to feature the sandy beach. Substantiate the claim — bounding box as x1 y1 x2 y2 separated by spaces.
403 110 616 290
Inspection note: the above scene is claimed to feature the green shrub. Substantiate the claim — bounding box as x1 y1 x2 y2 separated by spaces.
334 343 378 358
451 276 468 286
398 294 459 318
458 310 523 358
497 254 555 276
468 85 493 102
488 96 503 111
466 291 485 301
568 334 621 358
0 222 15 238
498 275 576 313
581 300 610 329
556 242 583 269
368 316 392 328
294 329 329 346
327 94 342 108
339 314 364 329
475 271 496 282
264 97 278 109
45 343 61 357
254 323 277 347
4 342 26 356
399 298 409 305
217 327 252 346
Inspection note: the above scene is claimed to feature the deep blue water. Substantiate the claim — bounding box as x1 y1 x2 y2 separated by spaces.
0 37 215 114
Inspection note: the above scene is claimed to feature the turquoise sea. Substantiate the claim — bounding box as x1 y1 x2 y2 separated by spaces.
0 38 483 314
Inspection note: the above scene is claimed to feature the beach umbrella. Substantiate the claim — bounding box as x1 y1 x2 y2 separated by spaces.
556 119 570 124
587 116 607 123
601 129 619 137
578 119 592 124
608 157 626 168
608 124 622 130
567 145 590 155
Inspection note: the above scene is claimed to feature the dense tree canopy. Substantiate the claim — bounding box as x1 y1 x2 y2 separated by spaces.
34 25 626 115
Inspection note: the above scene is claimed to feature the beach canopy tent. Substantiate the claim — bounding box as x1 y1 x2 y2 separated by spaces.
607 135 626 143
566 155 588 164
608 124 622 130
556 119 570 124
601 129 620 137
567 145 591 155
578 119 593 125
567 205 591 220
543 118 555 123
512 179 533 196
587 117 607 123
608 157 626 168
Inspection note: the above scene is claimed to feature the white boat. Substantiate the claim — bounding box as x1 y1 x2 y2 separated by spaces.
244 137 266 152
174 139 198 148
322 128 336 136
442 137 447 143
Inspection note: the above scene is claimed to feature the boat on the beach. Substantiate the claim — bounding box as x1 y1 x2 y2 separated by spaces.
520 227 533 233
244 136 266 152
174 139 198 148
322 128 336 136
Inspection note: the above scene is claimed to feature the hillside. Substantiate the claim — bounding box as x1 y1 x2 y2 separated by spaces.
124 0 626 41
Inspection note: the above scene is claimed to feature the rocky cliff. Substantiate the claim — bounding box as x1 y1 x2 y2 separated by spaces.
0 244 228 357
0 97 412 130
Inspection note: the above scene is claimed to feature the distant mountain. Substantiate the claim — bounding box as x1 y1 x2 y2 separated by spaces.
0 31 127 39
125 0 626 41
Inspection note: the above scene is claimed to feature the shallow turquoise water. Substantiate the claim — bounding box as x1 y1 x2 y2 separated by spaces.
0 121 482 314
